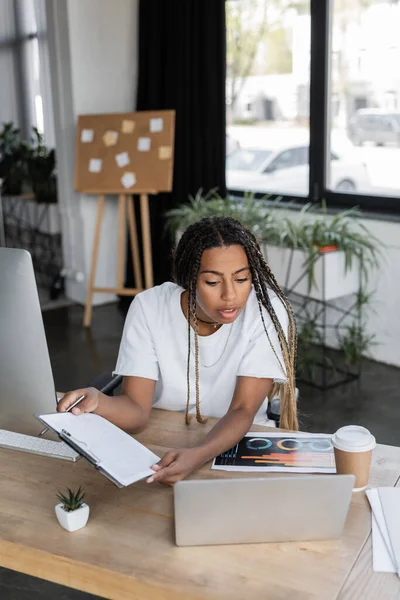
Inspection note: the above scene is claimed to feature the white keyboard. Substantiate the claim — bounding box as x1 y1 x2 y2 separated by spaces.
0 429 80 462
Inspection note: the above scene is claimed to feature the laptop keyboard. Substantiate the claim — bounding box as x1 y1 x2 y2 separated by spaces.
0 429 80 461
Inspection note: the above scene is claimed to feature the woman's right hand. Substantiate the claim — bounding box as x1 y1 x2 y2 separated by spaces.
57 387 102 415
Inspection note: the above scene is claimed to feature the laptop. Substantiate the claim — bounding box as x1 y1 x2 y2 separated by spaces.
174 474 355 546
0 247 60 436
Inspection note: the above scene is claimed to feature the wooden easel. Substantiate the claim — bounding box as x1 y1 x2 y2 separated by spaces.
83 191 155 327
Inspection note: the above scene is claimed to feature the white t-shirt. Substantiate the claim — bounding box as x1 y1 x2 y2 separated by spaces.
115 282 288 424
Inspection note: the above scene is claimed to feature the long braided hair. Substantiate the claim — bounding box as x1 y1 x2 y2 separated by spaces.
173 216 298 431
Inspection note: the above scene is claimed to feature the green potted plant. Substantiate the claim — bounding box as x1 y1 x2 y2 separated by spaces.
338 323 377 368
296 317 324 381
265 201 381 301
166 188 281 244
55 486 89 532
0 122 27 195
26 127 57 204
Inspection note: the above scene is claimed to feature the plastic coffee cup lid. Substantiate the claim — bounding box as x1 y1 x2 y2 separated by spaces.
331 425 376 453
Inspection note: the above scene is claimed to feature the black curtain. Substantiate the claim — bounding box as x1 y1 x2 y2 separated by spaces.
125 0 226 287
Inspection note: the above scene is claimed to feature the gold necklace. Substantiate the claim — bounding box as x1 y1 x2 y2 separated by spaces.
199 323 234 368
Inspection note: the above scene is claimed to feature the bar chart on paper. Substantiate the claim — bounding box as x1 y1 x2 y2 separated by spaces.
212 433 336 473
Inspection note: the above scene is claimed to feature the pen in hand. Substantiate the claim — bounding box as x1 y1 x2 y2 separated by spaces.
38 394 86 437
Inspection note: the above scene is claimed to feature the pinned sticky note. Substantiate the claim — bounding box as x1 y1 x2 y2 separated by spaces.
89 158 102 173
115 152 130 168
122 120 135 134
121 172 137 189
158 146 172 160
138 137 151 152
150 118 163 133
103 130 118 146
81 129 94 143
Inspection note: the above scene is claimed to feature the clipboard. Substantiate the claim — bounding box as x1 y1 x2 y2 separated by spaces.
36 412 160 488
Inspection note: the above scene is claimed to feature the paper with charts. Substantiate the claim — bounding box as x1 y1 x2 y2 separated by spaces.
212 433 336 473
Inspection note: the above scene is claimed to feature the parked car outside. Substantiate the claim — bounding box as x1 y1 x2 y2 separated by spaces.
226 143 370 196
226 134 240 156
348 109 400 147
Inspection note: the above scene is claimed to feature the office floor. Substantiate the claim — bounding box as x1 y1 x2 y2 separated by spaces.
2 300 400 599
38 285 74 311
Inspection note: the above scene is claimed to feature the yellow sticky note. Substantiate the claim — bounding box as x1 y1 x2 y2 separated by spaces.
103 130 118 146
158 146 172 160
122 120 135 134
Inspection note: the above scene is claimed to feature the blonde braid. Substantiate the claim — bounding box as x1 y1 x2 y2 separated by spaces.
185 279 207 424
185 283 192 425
246 244 298 431
193 312 207 424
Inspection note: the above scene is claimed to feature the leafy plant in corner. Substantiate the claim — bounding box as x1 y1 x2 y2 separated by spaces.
296 316 338 383
338 323 377 368
56 486 86 512
26 127 57 203
165 188 281 243
277 201 381 293
296 317 324 381
0 122 27 195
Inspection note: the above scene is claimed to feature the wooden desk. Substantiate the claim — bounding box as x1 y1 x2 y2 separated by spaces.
0 409 399 600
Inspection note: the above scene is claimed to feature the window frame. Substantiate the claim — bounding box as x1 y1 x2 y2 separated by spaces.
227 0 400 216
1 0 53 144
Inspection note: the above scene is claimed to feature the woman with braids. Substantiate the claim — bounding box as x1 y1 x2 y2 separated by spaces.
58 216 298 485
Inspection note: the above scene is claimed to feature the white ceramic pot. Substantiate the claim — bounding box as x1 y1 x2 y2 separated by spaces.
55 503 90 532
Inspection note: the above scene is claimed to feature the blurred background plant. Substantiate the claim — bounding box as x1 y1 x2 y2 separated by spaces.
0 122 57 203
165 188 282 243
0 122 28 195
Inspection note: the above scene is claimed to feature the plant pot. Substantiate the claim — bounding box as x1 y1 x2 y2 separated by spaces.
2 179 23 196
264 245 359 301
32 176 58 204
1 167 25 196
55 503 90 532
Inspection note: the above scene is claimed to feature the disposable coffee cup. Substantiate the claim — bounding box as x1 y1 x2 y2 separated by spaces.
331 425 376 492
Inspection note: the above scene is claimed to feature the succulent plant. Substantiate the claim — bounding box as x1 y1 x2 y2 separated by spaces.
56 486 86 512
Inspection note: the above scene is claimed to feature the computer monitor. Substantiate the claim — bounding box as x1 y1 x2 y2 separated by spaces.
0 247 58 435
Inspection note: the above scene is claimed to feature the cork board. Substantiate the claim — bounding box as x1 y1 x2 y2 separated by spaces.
74 110 175 194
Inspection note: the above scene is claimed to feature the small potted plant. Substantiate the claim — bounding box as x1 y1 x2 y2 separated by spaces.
265 201 381 301
55 486 89 532
26 127 57 204
0 122 27 195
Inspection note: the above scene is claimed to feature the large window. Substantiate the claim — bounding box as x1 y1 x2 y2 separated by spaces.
0 0 54 144
226 0 311 197
328 0 400 198
226 0 400 213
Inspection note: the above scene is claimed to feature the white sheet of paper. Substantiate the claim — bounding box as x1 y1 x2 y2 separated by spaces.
378 487 400 576
115 152 130 168
150 118 163 132
36 412 159 486
81 129 94 143
89 158 102 173
121 172 136 189
138 137 151 152
366 489 397 573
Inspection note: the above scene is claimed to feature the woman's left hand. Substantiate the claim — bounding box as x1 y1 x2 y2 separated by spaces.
146 447 205 486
